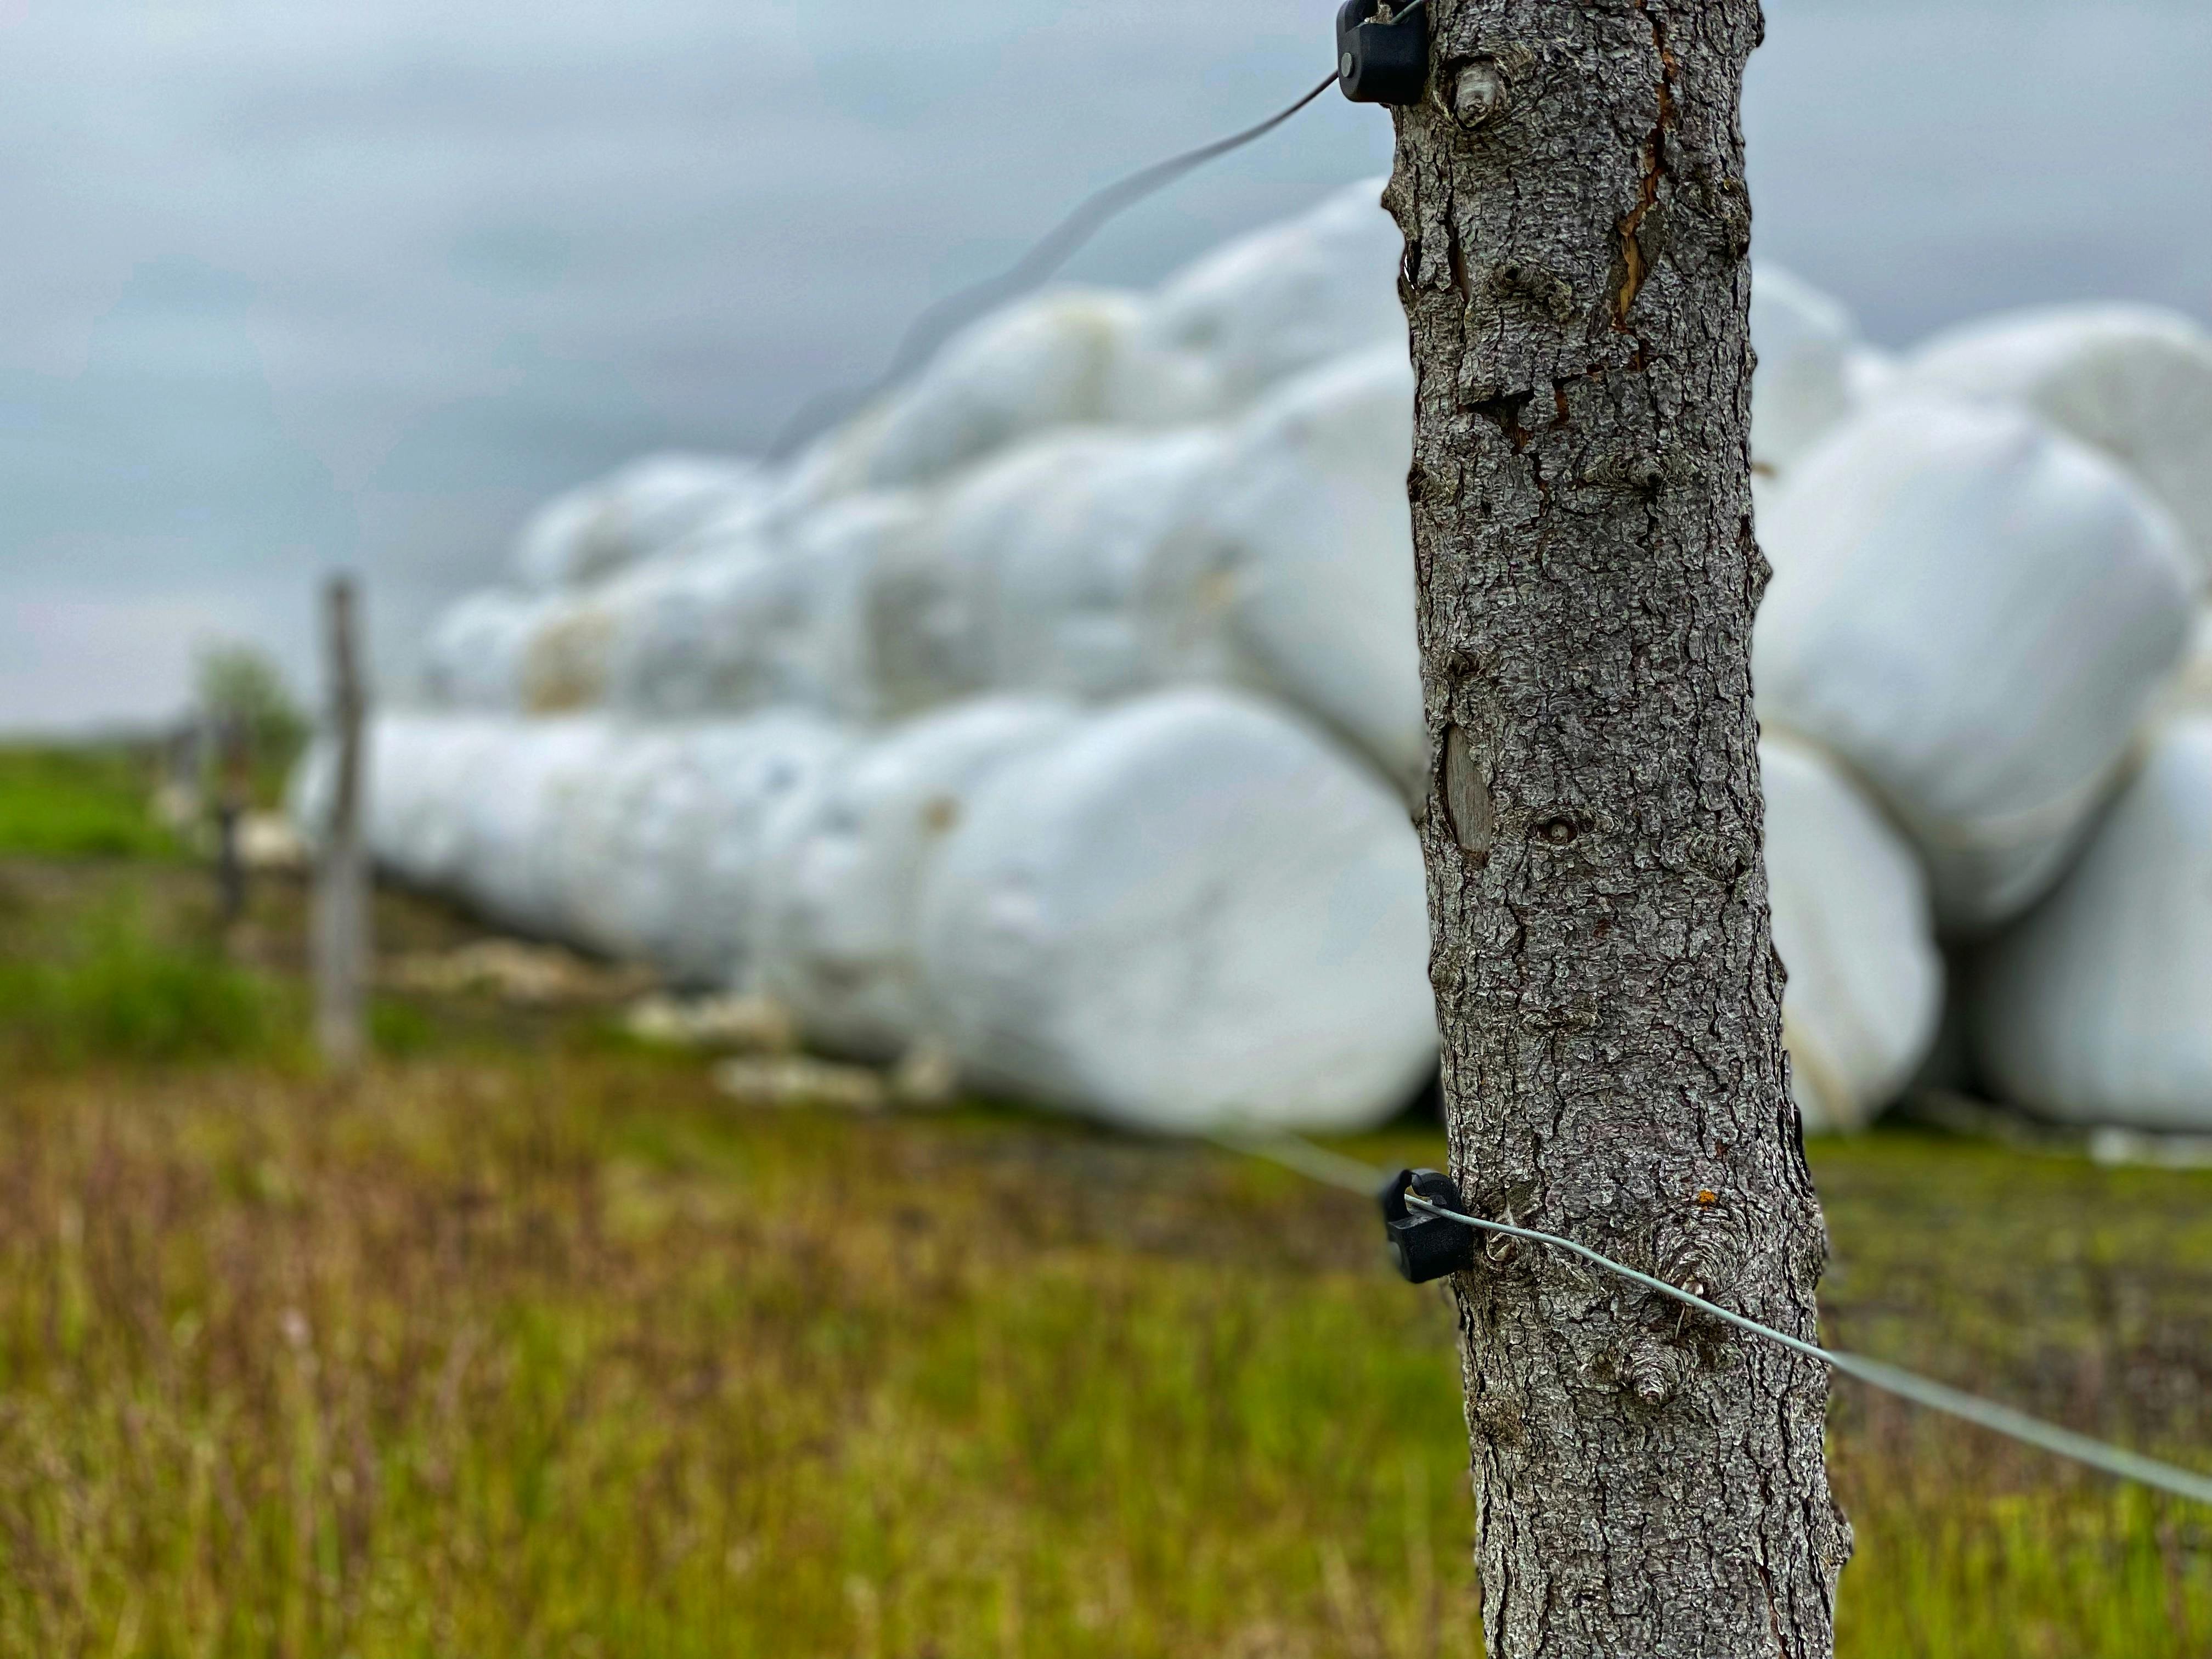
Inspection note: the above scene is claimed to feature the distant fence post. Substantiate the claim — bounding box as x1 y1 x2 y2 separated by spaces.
213 711 250 926
313 575 370 1070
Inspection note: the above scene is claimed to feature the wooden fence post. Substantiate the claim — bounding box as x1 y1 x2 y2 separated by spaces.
313 575 371 1069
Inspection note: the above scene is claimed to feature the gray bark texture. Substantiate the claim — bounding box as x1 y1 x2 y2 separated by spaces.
1381 2 1849 1654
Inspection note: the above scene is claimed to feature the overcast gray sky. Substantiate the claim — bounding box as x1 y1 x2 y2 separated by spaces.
4 0 2208 731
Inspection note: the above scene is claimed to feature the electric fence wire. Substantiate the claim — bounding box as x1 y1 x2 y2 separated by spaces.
1217 1130 2212 1508
753 0 2211 1520
773 66 1341 454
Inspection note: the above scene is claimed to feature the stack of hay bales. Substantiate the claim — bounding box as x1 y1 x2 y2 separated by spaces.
307 177 2212 1137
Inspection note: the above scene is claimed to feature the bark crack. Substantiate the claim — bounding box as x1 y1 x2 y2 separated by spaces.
1614 1 1681 328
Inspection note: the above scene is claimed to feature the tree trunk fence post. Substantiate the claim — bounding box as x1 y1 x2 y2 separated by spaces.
313 574 371 1070
1387 2 1846 1654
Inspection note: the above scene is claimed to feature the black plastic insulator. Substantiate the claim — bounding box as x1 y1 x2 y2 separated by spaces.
1378 1166 1478 1283
1336 1 1430 106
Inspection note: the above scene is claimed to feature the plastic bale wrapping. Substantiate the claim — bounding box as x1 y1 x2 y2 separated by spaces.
1748 263 1864 474
515 588 628 714
445 718 621 939
1158 344 1426 800
548 714 855 986
1752 395 2198 932
755 697 1080 1060
369 716 508 889
836 430 1219 723
420 590 547 710
915 691 1436 1134
510 452 761 591
1138 176 1404 409
1760 733 1943 1132
291 715 515 890
1971 716 2212 1131
884 427 1229 708
2151 608 2212 721
1894 304 2212 571
846 482 1000 720
787 289 1220 507
601 512 862 720
974 429 1227 701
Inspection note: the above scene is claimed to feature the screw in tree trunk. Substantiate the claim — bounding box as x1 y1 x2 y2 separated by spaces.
1384 2 1849 1653
313 575 371 1071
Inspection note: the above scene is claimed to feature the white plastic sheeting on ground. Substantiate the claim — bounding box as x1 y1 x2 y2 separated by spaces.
1753 394 2198 930
1971 716 2212 1131
756 697 1080 1060
512 453 762 591
916 691 1436 1133
1895 304 2212 569
1760 733 1943 1132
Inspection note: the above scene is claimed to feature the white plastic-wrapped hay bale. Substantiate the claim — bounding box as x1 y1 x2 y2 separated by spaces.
790 289 1220 505
420 590 546 709
548 713 854 984
2152 608 2212 721
1157 344 1425 799
874 427 1229 708
1971 715 2212 1130
833 429 1224 721
512 453 761 591
1753 395 2198 930
448 716 621 939
600 515 862 719
364 715 509 889
1748 264 1863 473
514 589 625 713
916 690 1436 1133
1141 177 1404 408
1893 304 2212 569
756 697 1079 1059
1760 733 1942 1132
291 714 512 890
977 429 1227 700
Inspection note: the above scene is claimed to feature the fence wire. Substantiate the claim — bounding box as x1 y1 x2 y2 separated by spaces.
1218 1130 2212 1508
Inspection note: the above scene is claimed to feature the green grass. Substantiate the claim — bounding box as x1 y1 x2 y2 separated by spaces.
0 1058 2204 1657
0 900 286 1070
0 746 178 860
0 831 2205 1654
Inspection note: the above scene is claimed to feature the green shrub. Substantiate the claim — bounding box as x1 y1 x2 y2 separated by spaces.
195 643 309 807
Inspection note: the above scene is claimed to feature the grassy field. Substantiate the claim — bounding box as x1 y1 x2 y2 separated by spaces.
0 746 181 862
0 748 2207 1656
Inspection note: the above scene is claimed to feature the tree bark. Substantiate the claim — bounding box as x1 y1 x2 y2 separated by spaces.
1384 2 1848 1654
